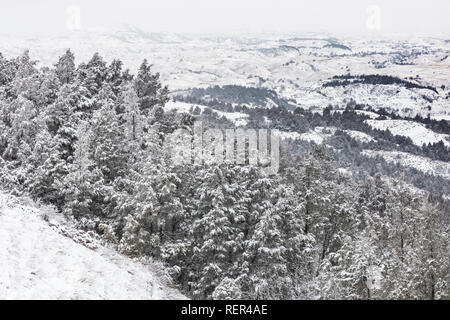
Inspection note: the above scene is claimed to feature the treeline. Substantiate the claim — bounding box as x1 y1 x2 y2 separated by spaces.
324 74 439 94
0 51 449 300
178 85 297 110
367 106 450 135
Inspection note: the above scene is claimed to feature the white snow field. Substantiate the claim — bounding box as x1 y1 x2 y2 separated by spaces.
0 192 185 300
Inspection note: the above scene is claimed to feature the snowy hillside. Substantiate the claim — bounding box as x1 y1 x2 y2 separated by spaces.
365 119 450 147
320 84 449 120
362 150 450 179
165 100 249 126
0 192 185 300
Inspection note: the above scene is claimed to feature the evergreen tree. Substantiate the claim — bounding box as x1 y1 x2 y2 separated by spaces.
134 59 169 114
55 49 76 85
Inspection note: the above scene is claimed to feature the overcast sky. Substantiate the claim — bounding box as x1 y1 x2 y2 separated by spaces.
0 0 449 37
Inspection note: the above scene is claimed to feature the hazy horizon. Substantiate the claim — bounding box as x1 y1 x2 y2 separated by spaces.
0 0 449 38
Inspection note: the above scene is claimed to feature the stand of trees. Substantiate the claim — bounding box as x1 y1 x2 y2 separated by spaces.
324 74 439 94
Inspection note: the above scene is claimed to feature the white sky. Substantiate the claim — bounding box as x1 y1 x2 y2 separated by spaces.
0 0 449 36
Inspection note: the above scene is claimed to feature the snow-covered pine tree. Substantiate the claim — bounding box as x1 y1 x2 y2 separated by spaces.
134 59 169 115
55 49 76 85
79 53 107 98
106 59 125 97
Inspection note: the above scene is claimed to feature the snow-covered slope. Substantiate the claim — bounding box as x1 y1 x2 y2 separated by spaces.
0 192 185 300
319 84 449 120
275 127 336 144
165 100 249 126
345 130 375 143
362 150 450 180
365 119 450 147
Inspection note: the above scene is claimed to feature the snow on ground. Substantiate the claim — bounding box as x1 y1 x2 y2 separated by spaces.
354 110 382 119
332 109 383 119
274 131 303 141
362 150 450 180
275 130 324 143
322 83 449 121
0 191 185 300
345 130 375 143
297 131 325 144
365 119 450 147
165 100 249 126
275 127 335 144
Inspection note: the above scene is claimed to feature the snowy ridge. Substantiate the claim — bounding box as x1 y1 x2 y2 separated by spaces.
0 192 185 300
